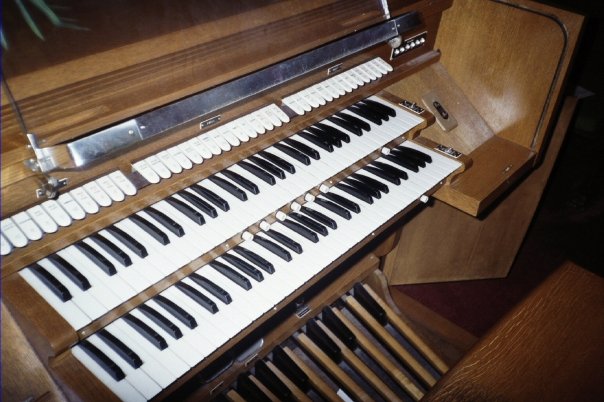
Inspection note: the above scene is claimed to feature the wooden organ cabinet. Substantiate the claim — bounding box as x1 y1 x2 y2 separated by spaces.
1 0 583 401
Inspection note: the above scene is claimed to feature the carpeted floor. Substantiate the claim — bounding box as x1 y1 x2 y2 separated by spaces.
395 126 604 337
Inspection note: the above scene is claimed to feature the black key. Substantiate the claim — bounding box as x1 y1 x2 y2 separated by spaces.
189 273 232 304
79 339 125 381
361 98 396 117
253 236 292 262
274 143 311 165
189 184 230 212
353 283 387 325
335 182 374 204
97 329 143 369
306 126 341 148
298 130 334 152
306 319 341 363
272 346 310 391
372 160 409 180
390 147 426 168
336 111 371 131
258 151 296 174
255 360 292 400
344 177 381 199
383 153 419 173
237 373 272 402
139 304 183 339
209 175 248 201
322 307 356 350
351 172 389 194
363 165 400 185
90 233 132 267
221 170 259 195
327 115 363 136
175 282 218 314
106 225 148 258
129 214 170 246
221 254 264 282
281 219 319 243
356 100 389 121
300 206 338 229
322 192 361 213
209 260 253 290
289 212 328 236
166 196 206 225
31 263 71 301
283 138 320 160
314 122 350 143
75 241 116 276
47 254 91 291
144 206 185 237
239 160 276 185
348 104 382 125
178 190 218 218
395 145 432 163
154 294 197 329
263 229 303 254
233 246 275 274
314 197 352 220
123 313 168 350
249 155 286 179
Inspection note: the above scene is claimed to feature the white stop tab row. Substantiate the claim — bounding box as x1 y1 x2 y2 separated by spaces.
1 170 136 256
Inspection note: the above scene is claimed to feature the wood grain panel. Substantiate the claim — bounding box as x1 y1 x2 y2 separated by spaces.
424 262 604 401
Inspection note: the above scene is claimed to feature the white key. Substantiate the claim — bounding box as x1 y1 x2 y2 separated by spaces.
58 193 86 220
218 126 241 147
104 321 181 387
146 155 172 179
200 134 222 155
146 298 217 357
112 317 190 377
133 160 161 184
83 181 112 207
42 200 72 227
177 142 203 165
157 150 183 174
72 344 147 402
96 176 125 202
1 232 13 255
187 137 213 159
11 212 43 241
27 205 59 233
107 170 137 196
268 104 290 123
20 267 90 329
129 309 203 367
38 258 107 320
85 335 162 400
168 146 193 170
209 130 232 152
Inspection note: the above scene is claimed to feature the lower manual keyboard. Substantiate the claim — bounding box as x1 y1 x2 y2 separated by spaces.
70 141 461 401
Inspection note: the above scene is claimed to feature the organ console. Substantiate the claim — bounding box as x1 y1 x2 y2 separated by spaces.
1 0 583 401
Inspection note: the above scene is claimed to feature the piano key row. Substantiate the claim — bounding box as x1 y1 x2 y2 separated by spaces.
17 97 448 330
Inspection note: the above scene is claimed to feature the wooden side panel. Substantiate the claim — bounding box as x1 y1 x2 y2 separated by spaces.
435 0 583 152
384 96 578 284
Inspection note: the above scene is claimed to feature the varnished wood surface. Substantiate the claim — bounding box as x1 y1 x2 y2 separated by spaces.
436 0 583 153
384 95 577 284
424 261 604 401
